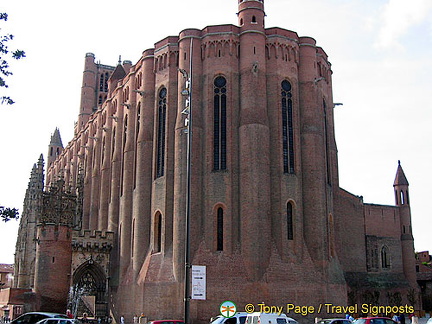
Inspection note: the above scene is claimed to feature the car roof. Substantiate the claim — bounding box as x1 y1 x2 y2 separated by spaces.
148 321 184 323
23 313 67 316
320 319 351 321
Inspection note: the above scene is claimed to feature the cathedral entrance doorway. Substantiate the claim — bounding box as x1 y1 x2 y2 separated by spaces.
70 260 108 319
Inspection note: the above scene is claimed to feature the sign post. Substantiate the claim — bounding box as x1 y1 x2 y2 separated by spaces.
191 265 206 300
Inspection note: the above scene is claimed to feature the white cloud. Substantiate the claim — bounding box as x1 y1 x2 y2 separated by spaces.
375 0 432 49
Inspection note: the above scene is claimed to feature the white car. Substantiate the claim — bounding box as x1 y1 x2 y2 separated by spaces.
210 312 248 324
36 319 82 324
245 312 298 324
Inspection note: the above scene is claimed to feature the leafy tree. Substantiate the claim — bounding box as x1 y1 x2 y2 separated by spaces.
0 206 19 222
1 12 25 105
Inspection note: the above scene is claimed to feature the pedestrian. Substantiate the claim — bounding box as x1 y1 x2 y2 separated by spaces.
399 314 406 324
120 315 125 324
82 313 89 324
411 314 418 324
139 313 146 324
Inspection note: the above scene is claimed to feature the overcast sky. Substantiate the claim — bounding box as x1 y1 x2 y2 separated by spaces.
0 0 431 264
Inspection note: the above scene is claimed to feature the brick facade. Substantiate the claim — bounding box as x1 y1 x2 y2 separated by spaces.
14 1 419 323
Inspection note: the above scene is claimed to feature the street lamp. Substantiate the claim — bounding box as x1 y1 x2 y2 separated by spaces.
179 37 193 324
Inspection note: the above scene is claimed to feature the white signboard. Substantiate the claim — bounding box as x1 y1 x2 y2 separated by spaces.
191 265 206 300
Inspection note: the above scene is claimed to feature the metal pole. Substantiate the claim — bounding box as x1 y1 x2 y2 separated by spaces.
184 36 193 324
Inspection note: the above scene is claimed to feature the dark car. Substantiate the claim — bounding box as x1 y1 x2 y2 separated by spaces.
353 317 397 324
11 313 69 324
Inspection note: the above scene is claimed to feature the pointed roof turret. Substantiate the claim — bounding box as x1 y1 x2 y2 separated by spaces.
110 62 127 82
394 160 409 186
50 128 63 148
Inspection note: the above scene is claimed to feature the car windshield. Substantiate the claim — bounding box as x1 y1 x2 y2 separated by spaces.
211 317 225 324
353 320 366 324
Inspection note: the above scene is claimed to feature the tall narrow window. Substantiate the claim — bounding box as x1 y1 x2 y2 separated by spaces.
134 104 141 189
281 80 294 173
217 207 224 251
121 116 128 195
104 72 109 92
111 128 116 159
213 76 227 170
154 212 162 253
287 202 294 240
323 100 331 184
156 88 167 178
123 115 128 146
101 136 105 164
99 73 105 92
381 246 390 268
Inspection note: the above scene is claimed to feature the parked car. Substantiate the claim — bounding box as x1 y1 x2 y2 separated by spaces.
245 312 298 324
210 312 248 324
317 319 352 324
36 319 82 324
353 317 397 324
148 321 185 324
11 313 69 324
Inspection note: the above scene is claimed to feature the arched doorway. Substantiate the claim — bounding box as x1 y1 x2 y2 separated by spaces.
70 260 108 318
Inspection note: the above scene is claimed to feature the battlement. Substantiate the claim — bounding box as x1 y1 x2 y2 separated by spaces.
71 230 114 253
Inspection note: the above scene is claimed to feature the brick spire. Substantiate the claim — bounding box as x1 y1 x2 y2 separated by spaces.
394 160 409 186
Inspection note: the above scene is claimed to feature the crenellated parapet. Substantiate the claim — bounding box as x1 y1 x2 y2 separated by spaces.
72 230 114 253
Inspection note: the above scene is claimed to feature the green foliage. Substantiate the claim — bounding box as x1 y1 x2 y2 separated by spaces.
1 12 26 105
0 206 19 222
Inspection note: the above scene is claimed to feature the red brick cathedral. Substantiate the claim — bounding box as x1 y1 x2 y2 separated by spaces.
14 0 419 322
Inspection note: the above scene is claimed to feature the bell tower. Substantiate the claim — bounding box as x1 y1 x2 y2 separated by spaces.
393 160 417 288
47 128 63 167
237 0 265 31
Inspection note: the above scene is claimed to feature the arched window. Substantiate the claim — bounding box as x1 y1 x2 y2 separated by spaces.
134 103 141 189
111 127 116 159
287 202 294 241
121 115 128 195
99 74 105 92
101 136 105 164
123 115 128 147
154 212 162 253
156 88 167 178
323 100 331 184
381 246 390 268
104 72 109 92
136 103 141 141
281 80 294 173
217 207 224 251
213 76 227 171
